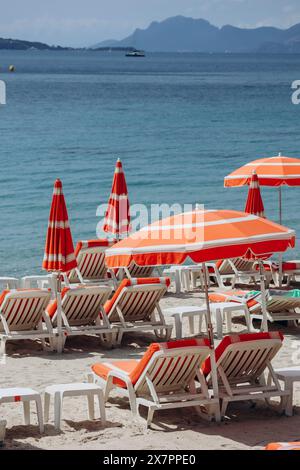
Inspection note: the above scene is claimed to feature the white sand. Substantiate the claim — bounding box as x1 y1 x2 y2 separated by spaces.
1 288 300 450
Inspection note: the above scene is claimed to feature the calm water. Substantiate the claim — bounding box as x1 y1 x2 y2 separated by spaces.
0 50 300 276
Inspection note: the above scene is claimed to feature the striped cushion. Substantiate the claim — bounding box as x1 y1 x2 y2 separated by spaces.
92 338 210 388
74 239 114 257
104 277 171 315
202 331 284 376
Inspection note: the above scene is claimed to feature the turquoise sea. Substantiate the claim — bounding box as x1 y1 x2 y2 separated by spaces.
0 50 300 276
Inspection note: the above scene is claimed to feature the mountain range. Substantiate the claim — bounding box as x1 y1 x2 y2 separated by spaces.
93 15 300 53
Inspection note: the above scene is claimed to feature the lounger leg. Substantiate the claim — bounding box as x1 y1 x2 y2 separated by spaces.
174 270 181 294
221 399 228 418
87 393 95 420
35 396 44 433
23 401 30 425
0 339 6 359
128 384 137 416
146 407 155 428
104 376 114 402
44 392 50 422
214 403 221 423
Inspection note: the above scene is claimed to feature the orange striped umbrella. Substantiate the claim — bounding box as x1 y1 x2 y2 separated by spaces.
105 209 294 269
224 154 300 188
43 179 77 273
244 171 265 217
103 159 130 239
106 209 295 350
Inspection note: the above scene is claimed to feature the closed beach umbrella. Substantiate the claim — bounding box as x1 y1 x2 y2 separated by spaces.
42 179 77 352
244 171 265 217
103 159 130 240
225 153 300 283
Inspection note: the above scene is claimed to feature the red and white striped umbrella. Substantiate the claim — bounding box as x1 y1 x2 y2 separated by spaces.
42 179 77 353
103 159 130 239
43 179 77 273
245 171 265 217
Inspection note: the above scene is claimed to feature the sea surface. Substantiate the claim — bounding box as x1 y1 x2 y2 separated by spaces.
0 50 300 276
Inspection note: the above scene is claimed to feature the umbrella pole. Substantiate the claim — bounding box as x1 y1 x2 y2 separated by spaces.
202 263 220 419
278 186 283 287
56 272 63 354
258 260 268 332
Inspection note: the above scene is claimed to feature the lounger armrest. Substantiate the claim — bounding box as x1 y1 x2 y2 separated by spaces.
107 369 133 388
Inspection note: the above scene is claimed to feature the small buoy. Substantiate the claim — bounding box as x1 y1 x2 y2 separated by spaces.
8 65 15 72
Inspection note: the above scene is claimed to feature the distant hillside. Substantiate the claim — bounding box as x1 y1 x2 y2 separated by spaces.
0 37 72 50
92 15 300 53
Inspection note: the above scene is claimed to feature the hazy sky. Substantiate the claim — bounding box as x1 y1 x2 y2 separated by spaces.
1 0 300 47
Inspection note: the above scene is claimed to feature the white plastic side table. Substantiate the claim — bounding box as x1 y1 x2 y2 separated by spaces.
210 302 251 339
44 382 106 430
0 387 44 433
163 306 208 339
274 366 300 417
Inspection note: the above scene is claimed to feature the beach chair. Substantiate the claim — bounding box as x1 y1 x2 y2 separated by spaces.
0 288 53 356
202 331 289 417
103 277 173 343
68 239 116 285
209 289 300 330
90 338 220 427
207 258 274 289
45 284 116 350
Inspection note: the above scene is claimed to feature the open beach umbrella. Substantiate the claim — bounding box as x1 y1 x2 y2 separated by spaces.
225 154 300 283
42 179 77 352
105 209 295 402
105 208 295 338
103 158 130 240
244 171 265 217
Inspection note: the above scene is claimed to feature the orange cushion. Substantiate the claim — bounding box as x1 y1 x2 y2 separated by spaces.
46 287 70 318
0 288 45 307
75 239 115 257
265 442 300 450
92 338 210 388
208 290 259 309
202 331 284 376
104 277 171 315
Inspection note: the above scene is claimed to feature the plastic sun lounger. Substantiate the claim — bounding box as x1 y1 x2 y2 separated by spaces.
103 277 173 344
44 284 116 350
90 338 220 427
68 239 116 285
0 288 53 356
202 331 289 417
206 258 275 289
209 289 300 329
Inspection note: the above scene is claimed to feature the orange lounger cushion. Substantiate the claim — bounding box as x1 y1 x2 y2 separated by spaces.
0 288 46 307
104 277 171 315
208 290 259 309
202 331 284 376
92 338 210 388
74 239 115 257
265 442 300 450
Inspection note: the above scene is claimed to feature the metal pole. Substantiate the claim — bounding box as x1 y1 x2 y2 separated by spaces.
202 263 220 421
259 260 269 332
278 186 283 287
56 272 63 353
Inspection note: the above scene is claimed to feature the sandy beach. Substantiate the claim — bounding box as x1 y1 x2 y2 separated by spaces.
1 285 300 451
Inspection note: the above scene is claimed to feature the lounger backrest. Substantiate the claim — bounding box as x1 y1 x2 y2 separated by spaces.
69 239 114 282
0 289 51 332
231 258 256 272
127 263 155 278
105 277 170 323
203 332 283 384
47 285 112 327
134 338 211 395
